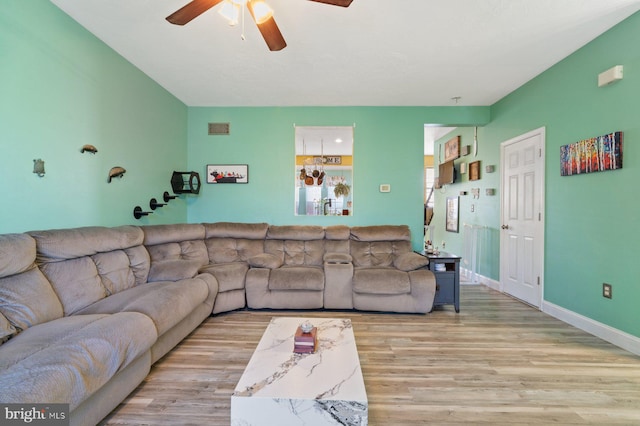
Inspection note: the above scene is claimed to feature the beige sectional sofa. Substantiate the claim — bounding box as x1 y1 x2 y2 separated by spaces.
0 226 218 426
0 222 435 426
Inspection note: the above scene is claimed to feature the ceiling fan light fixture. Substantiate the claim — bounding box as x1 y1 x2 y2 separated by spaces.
219 0 240 25
250 0 274 24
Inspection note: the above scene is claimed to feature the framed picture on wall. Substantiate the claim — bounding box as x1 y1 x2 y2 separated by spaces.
469 160 481 181
444 136 460 162
446 196 459 233
206 164 249 184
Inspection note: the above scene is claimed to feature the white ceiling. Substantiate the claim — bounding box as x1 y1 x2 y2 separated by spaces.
50 0 640 107
424 126 456 155
295 126 353 156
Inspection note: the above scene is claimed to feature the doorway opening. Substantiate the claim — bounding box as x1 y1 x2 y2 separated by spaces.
424 125 456 245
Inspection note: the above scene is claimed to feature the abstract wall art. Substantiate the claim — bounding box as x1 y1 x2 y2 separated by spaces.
560 132 623 176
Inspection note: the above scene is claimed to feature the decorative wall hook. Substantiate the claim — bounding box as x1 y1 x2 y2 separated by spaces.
108 166 126 183
80 144 98 154
149 198 166 210
133 206 153 220
163 191 178 202
33 159 45 177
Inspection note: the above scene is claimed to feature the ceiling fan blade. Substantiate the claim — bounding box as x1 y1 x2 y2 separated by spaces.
166 0 224 25
247 3 287 51
308 0 353 7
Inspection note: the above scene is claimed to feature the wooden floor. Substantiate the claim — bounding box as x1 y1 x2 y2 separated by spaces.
101 285 640 425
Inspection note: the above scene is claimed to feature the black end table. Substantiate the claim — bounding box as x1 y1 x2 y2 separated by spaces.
421 251 461 312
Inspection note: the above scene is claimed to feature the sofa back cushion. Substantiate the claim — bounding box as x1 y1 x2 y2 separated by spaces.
349 225 413 268
142 224 209 266
204 222 268 264
265 225 325 267
29 226 149 316
0 234 63 336
324 225 350 254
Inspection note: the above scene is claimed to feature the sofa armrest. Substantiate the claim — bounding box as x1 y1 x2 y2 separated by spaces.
393 252 429 272
323 252 352 264
248 253 283 269
148 259 202 282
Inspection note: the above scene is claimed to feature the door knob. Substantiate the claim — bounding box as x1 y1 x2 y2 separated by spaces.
501 224 509 230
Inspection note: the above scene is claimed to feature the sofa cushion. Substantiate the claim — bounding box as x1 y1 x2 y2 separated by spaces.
248 253 283 269
394 252 429 272
353 268 411 295
204 222 269 239
30 226 144 263
142 223 205 246
200 262 248 292
39 256 107 316
0 312 16 344
324 225 350 240
266 239 325 267
125 245 151 285
146 240 209 265
325 225 350 254
268 266 324 291
0 266 63 332
205 238 265 264
323 252 353 264
0 233 36 278
148 260 202 282
267 225 324 241
350 240 394 268
350 225 411 242
92 251 136 295
0 312 156 410
75 279 210 335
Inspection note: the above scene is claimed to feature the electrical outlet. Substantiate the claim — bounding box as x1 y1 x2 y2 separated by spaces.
603 283 612 299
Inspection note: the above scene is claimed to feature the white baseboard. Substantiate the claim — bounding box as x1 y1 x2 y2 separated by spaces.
460 268 500 290
461 268 640 356
542 301 640 356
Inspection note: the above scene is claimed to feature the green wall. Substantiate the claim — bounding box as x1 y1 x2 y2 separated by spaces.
434 11 640 338
4 0 637 340
187 107 489 249
431 126 501 280
0 0 188 233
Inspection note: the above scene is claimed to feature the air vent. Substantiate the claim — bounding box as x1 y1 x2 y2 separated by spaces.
208 122 230 135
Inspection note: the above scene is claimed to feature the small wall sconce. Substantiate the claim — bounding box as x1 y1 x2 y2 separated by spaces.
471 188 480 199
486 188 496 196
33 159 45 177
485 165 495 173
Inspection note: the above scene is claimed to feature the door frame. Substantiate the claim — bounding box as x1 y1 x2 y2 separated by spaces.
499 127 546 308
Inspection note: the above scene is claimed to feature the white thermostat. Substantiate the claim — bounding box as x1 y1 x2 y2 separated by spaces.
379 184 391 193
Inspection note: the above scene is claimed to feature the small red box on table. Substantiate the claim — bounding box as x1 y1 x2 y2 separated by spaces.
293 326 317 354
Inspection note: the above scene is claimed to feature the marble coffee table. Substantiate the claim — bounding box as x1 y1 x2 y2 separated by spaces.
231 317 368 425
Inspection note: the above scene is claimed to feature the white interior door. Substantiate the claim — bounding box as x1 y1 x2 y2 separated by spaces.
500 128 545 308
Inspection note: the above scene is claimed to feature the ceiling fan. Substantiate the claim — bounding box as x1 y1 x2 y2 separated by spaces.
166 0 354 51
